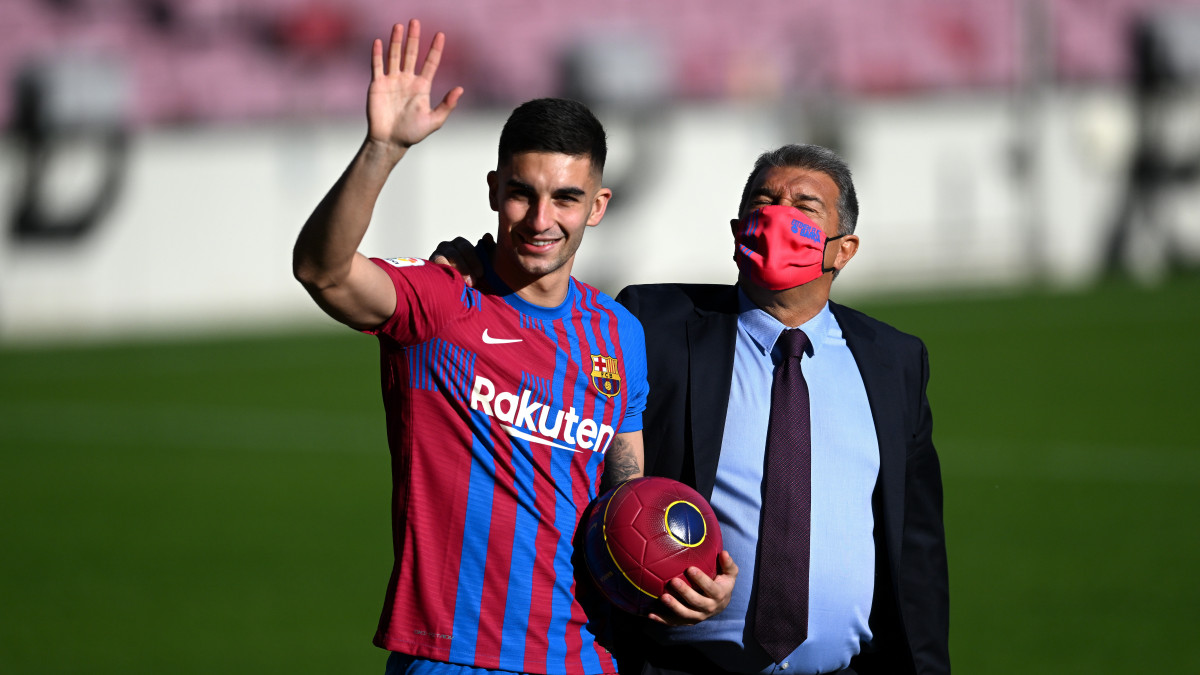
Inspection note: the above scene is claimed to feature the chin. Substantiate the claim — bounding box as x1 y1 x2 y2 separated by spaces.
519 258 566 278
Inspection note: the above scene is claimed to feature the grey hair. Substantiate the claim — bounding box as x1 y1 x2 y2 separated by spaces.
737 144 859 236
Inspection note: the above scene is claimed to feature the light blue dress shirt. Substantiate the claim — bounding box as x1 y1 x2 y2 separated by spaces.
660 289 880 674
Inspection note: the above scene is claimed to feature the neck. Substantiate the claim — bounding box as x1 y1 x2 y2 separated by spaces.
491 254 573 308
740 276 831 327
513 276 570 307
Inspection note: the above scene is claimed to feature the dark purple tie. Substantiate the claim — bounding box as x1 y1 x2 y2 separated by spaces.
754 328 811 664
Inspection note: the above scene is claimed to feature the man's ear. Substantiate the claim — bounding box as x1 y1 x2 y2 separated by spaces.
486 170 499 212
832 234 860 271
586 187 613 227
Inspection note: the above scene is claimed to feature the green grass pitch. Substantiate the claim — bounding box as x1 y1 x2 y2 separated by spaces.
2 275 1198 673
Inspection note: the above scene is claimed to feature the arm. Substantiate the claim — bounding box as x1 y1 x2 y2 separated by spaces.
601 431 644 492
898 343 950 674
293 20 463 330
857 339 949 675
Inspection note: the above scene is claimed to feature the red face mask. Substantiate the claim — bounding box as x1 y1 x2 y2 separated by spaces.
733 205 844 290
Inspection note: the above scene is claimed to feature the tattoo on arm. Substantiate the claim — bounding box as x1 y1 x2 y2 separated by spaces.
601 435 642 492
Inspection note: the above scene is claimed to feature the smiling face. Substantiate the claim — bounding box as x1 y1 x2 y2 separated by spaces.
488 151 611 303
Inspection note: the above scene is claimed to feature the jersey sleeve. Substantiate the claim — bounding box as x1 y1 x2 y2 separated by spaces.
364 257 472 345
615 308 648 434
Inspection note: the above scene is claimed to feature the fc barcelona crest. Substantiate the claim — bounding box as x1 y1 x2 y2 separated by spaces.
590 354 622 398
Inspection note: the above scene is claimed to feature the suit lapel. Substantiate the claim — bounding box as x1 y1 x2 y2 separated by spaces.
832 302 905 586
686 289 739 501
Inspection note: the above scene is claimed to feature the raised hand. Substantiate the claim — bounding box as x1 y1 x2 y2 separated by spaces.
367 20 463 152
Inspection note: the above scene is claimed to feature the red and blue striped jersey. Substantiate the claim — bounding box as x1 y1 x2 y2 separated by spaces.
365 256 648 675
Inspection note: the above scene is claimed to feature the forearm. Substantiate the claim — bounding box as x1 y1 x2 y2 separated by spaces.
293 139 406 290
601 431 644 493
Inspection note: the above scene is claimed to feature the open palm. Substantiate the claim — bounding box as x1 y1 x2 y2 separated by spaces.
367 20 463 150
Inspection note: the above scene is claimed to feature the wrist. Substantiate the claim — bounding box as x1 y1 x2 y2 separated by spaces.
361 137 409 167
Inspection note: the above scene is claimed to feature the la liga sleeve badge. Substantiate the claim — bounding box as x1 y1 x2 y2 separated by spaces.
590 354 622 398
382 257 425 267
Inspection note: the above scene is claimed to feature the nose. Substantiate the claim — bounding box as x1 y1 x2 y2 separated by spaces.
526 198 554 233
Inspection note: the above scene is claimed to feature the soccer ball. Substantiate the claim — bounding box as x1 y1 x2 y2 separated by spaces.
582 476 723 615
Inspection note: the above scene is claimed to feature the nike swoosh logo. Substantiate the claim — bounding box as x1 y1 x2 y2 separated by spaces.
482 329 522 345
502 424 578 452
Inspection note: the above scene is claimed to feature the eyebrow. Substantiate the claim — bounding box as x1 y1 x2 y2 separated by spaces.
554 187 587 199
506 178 587 199
506 178 536 193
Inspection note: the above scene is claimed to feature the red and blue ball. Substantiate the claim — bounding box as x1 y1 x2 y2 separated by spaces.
583 476 723 615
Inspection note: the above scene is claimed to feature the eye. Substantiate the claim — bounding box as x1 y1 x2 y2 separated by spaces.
553 190 582 204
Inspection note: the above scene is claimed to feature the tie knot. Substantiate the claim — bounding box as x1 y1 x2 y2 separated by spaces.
777 328 810 360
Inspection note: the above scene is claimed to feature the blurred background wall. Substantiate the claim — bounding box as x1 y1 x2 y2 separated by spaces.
3 0 1200 342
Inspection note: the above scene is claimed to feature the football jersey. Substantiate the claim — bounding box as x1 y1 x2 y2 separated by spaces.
365 254 648 675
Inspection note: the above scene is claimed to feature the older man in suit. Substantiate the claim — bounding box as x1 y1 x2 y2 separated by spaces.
613 144 949 675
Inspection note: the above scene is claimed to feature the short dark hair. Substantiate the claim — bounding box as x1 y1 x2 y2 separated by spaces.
497 98 607 175
738 144 859 235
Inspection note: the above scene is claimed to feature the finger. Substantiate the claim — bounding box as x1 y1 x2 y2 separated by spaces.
453 237 482 279
667 576 711 610
433 86 464 123
718 550 739 578
646 611 672 626
449 236 473 254
685 566 717 590
420 31 446 80
402 18 421 73
429 238 476 286
430 239 461 268
371 38 384 79
449 237 483 280
388 23 404 75
657 592 704 625
679 570 719 604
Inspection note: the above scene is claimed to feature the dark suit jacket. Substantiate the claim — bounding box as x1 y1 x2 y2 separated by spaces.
615 283 950 675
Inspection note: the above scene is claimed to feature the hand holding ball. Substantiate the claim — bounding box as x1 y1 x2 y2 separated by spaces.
583 477 723 615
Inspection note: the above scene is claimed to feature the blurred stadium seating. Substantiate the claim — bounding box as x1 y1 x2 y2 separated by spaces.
3 0 1200 127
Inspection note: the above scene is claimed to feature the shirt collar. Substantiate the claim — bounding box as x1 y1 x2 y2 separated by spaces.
735 286 831 359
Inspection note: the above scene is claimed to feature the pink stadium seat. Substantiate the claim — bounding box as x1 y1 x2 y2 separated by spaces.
2 0 1195 128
